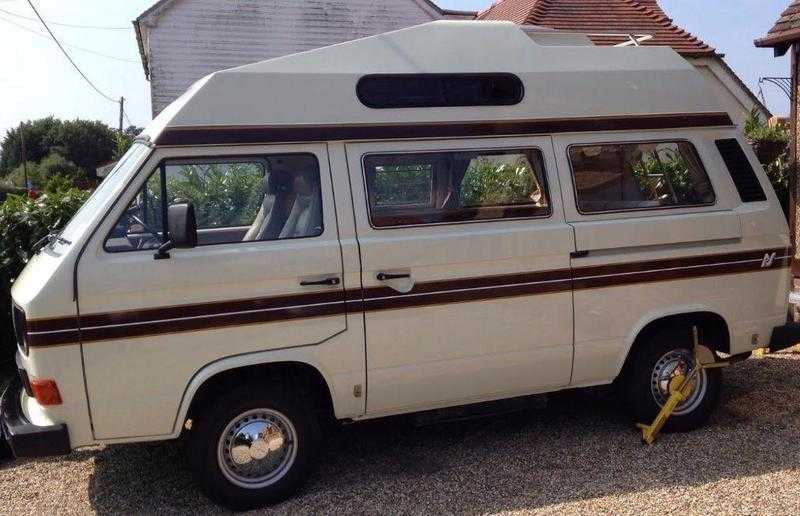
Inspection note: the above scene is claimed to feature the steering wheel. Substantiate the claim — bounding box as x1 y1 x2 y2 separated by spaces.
124 205 164 250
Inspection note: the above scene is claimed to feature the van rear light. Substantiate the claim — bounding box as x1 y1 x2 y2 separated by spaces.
30 379 62 406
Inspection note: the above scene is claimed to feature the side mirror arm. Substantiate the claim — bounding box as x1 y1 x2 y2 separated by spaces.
154 240 174 260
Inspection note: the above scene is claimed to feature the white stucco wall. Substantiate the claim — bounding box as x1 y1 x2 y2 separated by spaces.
143 0 444 115
689 57 769 126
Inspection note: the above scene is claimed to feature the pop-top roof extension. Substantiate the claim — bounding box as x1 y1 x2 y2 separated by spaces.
479 0 717 57
141 21 727 145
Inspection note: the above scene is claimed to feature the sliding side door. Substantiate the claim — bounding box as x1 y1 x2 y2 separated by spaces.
346 136 575 416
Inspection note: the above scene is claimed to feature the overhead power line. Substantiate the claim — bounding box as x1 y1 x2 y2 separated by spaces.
0 14 139 63
0 6 131 30
25 0 117 102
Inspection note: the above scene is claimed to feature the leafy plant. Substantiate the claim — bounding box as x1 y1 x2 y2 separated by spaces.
744 109 790 219
460 157 539 207
373 164 433 207
0 183 90 362
165 163 264 229
745 109 789 165
631 149 698 204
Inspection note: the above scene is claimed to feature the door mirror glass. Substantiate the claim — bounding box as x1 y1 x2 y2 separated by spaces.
167 203 197 249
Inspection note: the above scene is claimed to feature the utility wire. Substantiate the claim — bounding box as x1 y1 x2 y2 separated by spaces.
25 0 117 102
0 6 130 30
0 14 139 63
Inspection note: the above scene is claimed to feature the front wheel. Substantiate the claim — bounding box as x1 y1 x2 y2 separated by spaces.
186 384 321 510
622 329 722 432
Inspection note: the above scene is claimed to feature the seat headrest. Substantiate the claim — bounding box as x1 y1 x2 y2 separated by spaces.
266 170 294 195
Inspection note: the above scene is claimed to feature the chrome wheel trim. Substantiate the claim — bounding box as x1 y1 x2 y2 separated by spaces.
650 348 708 416
217 408 298 489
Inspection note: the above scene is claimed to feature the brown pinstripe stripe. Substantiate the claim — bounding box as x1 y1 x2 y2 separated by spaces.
155 113 734 146
24 247 791 348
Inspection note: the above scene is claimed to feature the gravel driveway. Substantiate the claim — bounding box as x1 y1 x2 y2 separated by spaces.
3 352 800 514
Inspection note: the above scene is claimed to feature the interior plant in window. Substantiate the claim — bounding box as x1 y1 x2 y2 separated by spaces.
372 164 433 207
460 156 540 207
631 149 695 204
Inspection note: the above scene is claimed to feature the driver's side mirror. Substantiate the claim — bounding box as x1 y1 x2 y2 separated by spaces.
154 203 197 260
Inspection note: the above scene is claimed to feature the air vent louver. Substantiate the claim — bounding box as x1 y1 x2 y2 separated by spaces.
715 138 767 202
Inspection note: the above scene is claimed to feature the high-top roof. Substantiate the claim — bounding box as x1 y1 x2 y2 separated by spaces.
141 21 725 144
755 0 800 56
478 0 717 57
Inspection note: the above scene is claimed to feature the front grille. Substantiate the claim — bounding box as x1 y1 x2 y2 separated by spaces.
12 304 27 355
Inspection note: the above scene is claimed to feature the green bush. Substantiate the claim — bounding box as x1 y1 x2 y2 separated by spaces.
744 109 790 219
461 157 537 207
4 152 84 190
166 164 264 228
0 185 90 362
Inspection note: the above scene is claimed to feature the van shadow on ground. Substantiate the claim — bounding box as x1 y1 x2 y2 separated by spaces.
87 354 800 513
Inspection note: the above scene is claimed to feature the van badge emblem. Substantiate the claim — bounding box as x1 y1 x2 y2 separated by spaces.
761 252 777 268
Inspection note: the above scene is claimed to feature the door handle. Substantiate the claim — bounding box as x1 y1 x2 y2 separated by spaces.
300 277 340 287
376 272 411 281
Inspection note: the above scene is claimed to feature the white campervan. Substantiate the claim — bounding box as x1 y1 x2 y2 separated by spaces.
3 21 798 509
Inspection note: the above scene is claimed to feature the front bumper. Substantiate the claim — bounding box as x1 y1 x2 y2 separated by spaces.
769 322 800 353
1 375 70 459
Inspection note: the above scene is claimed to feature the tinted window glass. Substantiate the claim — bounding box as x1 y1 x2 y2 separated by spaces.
714 138 767 202
364 149 549 227
106 154 323 252
569 141 715 213
357 74 524 109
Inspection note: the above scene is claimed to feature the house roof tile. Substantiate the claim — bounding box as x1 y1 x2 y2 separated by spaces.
755 1 800 50
479 0 717 57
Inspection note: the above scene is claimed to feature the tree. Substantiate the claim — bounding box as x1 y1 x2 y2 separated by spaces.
56 120 117 178
114 125 144 160
0 118 125 181
0 117 63 173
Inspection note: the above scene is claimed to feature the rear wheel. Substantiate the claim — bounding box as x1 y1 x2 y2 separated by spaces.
622 328 721 432
186 383 320 510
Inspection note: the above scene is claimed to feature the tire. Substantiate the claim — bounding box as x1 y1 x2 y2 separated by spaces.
186 382 321 510
622 328 722 433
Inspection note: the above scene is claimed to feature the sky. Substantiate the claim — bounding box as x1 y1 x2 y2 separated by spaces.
0 0 794 140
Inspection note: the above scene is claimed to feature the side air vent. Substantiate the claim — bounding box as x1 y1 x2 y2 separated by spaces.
715 138 767 202
357 73 524 109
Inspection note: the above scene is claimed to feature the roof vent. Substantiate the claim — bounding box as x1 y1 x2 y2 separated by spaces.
357 73 524 109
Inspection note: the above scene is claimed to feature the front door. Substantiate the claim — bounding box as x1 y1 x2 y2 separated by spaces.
77 144 348 439
345 137 575 416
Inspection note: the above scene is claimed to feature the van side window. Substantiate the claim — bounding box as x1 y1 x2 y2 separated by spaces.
569 141 715 214
105 154 323 252
363 149 550 227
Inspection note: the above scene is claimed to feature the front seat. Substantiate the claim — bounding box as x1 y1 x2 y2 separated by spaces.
242 169 296 242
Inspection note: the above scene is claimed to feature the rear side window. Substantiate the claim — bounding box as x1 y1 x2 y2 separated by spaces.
569 141 715 214
714 138 767 202
357 74 524 109
363 149 550 227
105 154 323 252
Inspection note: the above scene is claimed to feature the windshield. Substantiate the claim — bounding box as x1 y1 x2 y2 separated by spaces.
56 142 152 246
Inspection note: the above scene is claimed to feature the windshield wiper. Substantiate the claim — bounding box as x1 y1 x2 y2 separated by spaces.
31 232 72 254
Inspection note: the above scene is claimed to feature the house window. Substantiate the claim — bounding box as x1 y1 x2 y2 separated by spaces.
569 141 715 214
105 154 323 252
363 149 549 227
356 74 524 109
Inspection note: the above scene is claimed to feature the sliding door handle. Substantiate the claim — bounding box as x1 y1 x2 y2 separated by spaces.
376 272 411 281
300 277 340 287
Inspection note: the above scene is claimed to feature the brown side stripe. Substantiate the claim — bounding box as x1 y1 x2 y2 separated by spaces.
155 113 734 146
24 247 790 347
